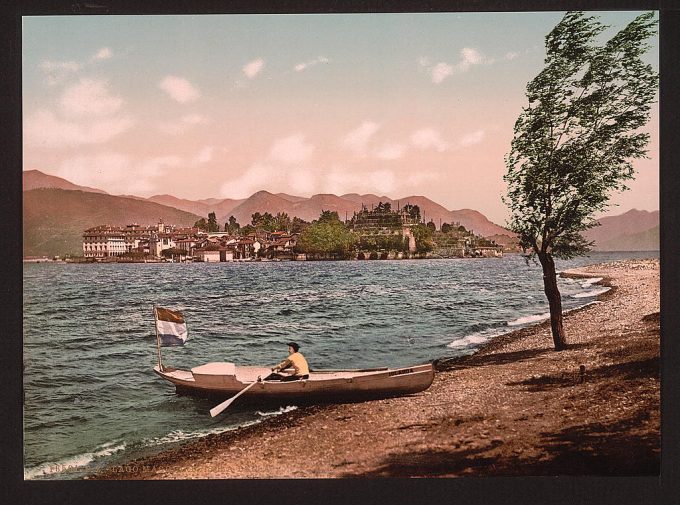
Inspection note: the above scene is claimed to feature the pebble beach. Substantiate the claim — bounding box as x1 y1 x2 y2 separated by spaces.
90 258 660 479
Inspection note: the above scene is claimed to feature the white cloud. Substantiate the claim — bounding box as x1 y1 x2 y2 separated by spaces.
138 156 183 176
194 146 214 164
220 162 274 199
55 153 178 194
368 169 397 194
24 109 134 148
458 130 485 147
60 78 123 117
243 58 265 79
456 47 494 71
39 60 81 73
324 168 396 196
92 47 113 61
420 47 492 84
410 128 450 152
407 171 438 186
430 62 454 84
182 113 207 125
268 134 314 165
288 168 317 194
504 51 519 60
158 113 209 135
375 143 406 160
159 76 200 103
342 121 380 157
39 49 115 86
26 77 133 148
294 56 330 72
38 60 82 85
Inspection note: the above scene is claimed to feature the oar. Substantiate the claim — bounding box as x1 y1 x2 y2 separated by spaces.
209 380 259 417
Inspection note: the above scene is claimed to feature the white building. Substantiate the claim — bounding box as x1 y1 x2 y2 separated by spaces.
149 233 177 257
82 226 126 258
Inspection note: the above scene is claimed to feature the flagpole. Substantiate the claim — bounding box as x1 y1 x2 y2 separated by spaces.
153 306 163 371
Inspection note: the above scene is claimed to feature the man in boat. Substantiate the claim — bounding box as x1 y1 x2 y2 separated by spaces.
266 342 310 381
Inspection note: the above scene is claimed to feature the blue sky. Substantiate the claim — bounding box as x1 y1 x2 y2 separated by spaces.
22 12 658 224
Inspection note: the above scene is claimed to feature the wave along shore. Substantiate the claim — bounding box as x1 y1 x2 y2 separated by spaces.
90 259 660 478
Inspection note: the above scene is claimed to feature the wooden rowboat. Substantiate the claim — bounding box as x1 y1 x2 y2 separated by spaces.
153 361 435 403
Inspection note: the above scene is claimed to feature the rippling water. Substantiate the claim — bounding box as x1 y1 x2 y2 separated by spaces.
23 251 658 479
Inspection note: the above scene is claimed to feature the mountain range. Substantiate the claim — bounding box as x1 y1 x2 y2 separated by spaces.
22 169 659 257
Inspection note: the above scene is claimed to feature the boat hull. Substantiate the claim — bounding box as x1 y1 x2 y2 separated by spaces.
153 362 435 403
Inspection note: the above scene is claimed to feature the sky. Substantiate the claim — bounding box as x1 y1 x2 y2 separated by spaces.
22 12 659 225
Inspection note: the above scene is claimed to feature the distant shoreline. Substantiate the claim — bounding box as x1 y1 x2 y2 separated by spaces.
21 250 661 265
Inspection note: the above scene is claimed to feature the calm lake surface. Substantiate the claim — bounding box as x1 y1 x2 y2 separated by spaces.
23 251 658 479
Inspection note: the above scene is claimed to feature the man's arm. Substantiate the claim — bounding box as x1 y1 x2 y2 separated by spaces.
273 358 291 372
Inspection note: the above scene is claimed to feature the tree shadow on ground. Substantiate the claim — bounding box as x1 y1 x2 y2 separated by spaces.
342 443 502 478
437 342 596 372
437 348 553 371
503 356 659 392
346 410 659 477
516 412 661 476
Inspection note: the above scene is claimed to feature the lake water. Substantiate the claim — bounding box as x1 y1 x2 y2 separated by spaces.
22 251 658 479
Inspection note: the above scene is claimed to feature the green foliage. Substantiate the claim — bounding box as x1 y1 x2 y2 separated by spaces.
291 216 308 234
441 223 453 233
207 212 220 232
401 204 421 222
240 224 256 236
357 233 407 252
350 202 404 230
274 212 291 232
411 224 434 253
225 215 240 234
318 210 340 223
295 211 357 258
250 212 273 230
194 217 208 231
503 11 658 260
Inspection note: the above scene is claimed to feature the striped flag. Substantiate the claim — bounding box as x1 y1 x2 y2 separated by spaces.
155 307 188 346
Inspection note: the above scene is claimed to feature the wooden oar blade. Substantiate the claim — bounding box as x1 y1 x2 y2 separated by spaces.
209 380 258 417
209 398 235 417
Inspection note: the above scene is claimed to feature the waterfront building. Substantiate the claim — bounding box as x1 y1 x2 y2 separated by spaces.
82 225 126 258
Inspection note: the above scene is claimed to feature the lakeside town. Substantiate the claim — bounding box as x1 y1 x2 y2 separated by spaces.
28 203 508 263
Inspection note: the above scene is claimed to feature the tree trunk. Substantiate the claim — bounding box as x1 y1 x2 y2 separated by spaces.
537 252 567 351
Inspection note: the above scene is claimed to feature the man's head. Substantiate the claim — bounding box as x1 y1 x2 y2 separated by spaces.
287 342 300 354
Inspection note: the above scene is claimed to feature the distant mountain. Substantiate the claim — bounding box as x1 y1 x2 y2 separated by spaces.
147 194 243 219
291 193 360 222
448 209 510 237
23 189 201 257
214 191 512 238
223 191 297 225
585 209 659 251
275 193 308 203
593 226 659 252
23 169 108 194
341 193 393 207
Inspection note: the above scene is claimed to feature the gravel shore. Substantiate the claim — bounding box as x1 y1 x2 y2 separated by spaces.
91 258 660 479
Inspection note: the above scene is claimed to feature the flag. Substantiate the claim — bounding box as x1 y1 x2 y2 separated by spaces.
155 307 188 346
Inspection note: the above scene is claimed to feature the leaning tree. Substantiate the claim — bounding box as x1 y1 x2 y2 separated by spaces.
503 11 658 351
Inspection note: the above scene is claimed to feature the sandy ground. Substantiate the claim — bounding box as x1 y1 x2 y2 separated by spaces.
91 258 660 479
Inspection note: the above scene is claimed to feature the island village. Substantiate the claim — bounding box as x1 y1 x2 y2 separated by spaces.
79 204 506 263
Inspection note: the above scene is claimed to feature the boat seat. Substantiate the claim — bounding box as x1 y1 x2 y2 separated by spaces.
191 362 236 376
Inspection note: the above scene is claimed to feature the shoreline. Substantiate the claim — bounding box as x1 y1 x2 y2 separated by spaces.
89 258 660 479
